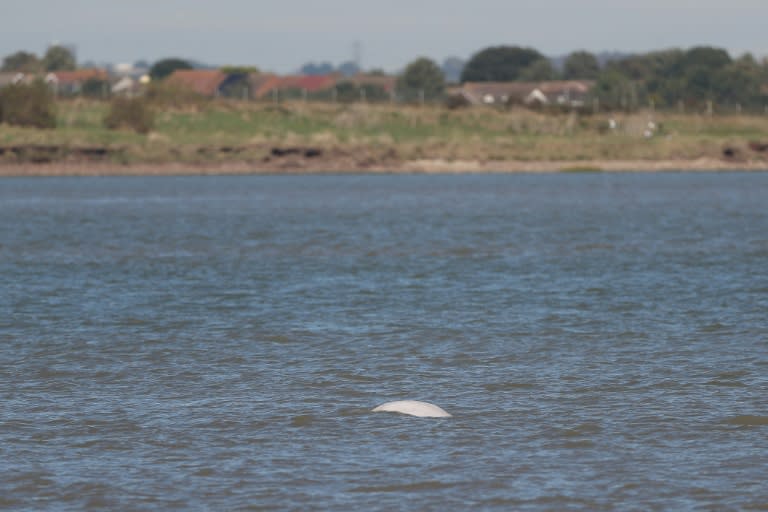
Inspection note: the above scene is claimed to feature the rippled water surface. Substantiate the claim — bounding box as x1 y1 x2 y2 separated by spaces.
1 172 767 510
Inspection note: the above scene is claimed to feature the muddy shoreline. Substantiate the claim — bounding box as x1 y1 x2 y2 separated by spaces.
1 155 767 177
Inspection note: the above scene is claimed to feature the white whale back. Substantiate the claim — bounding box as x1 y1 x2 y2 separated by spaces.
372 400 452 418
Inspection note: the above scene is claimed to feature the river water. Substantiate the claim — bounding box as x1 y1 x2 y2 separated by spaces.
1 172 766 510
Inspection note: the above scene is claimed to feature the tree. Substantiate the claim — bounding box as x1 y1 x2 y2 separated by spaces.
220 65 259 74
461 46 545 82
681 46 731 71
331 81 389 103
42 45 76 71
608 49 682 81
684 66 716 102
0 81 57 129
104 97 154 134
359 83 389 102
81 78 111 99
712 64 762 107
2 50 41 72
670 47 732 106
592 69 640 110
398 57 445 100
219 74 252 99
563 51 600 80
589 45 762 110
519 59 558 81
149 58 193 80
604 49 684 107
332 81 358 102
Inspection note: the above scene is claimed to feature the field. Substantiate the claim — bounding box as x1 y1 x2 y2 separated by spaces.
2 99 768 174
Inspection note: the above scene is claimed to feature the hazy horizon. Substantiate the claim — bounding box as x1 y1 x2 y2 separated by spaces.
4 0 767 73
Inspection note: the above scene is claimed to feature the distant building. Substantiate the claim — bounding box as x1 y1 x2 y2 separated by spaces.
452 80 595 108
535 81 594 107
111 76 146 97
348 73 397 94
247 74 279 99
165 69 255 98
45 69 109 96
127 69 398 102
0 72 28 88
455 82 538 105
111 63 151 82
251 74 338 99
165 69 230 96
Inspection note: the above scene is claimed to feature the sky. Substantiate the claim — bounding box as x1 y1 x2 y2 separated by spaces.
3 0 767 73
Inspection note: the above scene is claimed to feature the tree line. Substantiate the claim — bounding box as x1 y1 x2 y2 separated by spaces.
3 44 768 112
459 46 768 111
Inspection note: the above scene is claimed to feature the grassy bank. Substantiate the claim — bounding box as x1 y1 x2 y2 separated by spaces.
2 99 768 172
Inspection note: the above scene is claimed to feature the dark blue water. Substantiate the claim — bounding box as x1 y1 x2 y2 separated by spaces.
1 173 767 510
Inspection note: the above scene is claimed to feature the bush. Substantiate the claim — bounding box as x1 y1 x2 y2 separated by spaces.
104 97 155 134
444 93 470 110
144 82 207 109
81 78 111 99
0 80 57 129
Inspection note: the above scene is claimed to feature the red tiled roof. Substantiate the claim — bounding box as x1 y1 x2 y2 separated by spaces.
280 75 338 92
251 74 339 98
536 80 595 94
459 80 595 104
166 69 228 96
250 75 281 98
461 82 538 104
350 74 397 92
48 69 109 84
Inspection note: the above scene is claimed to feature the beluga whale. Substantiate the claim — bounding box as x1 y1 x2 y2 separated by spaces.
372 400 452 418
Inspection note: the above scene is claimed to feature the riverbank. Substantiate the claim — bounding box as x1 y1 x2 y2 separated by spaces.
2 99 768 175
2 156 767 177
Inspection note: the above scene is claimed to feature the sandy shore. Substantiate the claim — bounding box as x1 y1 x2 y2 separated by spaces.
1 156 767 177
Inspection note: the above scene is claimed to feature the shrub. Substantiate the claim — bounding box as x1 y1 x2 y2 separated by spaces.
444 93 470 110
144 82 207 109
104 97 155 134
0 80 57 129
81 78 111 99
149 58 193 81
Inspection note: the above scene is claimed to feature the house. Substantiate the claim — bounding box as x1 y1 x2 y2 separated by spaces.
0 72 27 88
251 74 338 99
166 69 256 98
535 81 595 107
524 88 549 107
455 82 539 106
112 62 150 79
453 80 595 108
165 69 230 97
248 73 280 98
348 73 397 94
111 76 144 97
46 69 109 95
